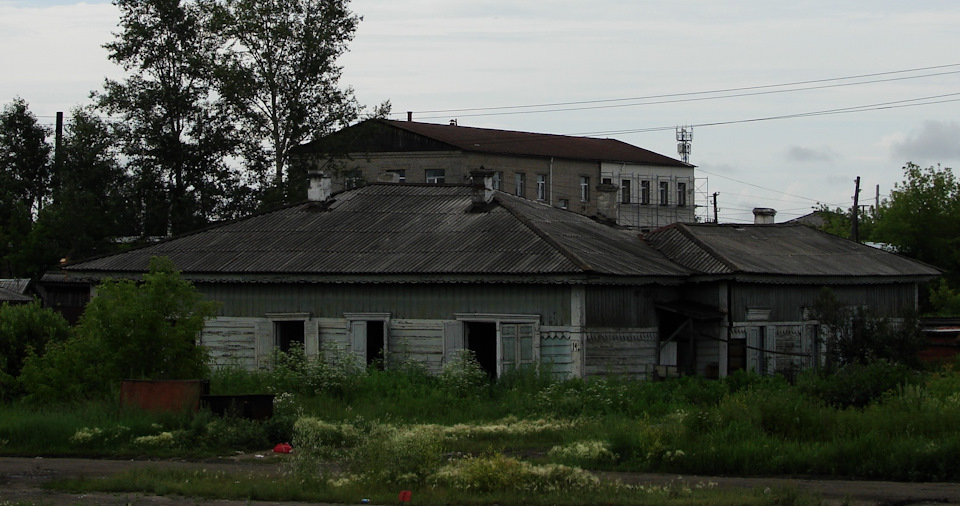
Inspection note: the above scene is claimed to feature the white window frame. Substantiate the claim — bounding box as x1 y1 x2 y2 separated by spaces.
536 174 547 200
659 181 669 206
515 173 525 197
580 176 590 202
640 180 650 205
677 182 687 207
621 179 631 204
492 171 503 191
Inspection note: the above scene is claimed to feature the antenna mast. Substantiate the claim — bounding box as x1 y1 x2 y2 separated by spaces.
676 125 693 164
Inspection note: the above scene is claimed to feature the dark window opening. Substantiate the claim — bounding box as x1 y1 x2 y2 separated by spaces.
465 321 497 378
275 320 305 353
366 320 385 369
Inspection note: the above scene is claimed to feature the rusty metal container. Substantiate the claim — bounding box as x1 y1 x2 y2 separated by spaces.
120 379 210 413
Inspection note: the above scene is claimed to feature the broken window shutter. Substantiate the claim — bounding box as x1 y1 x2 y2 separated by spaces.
442 320 464 365
350 320 367 362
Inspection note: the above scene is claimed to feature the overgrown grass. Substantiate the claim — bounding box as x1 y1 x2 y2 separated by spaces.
5 350 960 485
49 466 818 505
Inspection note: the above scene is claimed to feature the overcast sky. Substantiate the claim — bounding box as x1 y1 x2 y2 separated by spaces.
2 0 958 223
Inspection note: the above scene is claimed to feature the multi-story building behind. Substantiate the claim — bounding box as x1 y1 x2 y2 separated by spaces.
295 119 696 230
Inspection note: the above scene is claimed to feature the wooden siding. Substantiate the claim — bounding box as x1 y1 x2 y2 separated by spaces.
388 319 444 372
729 283 917 323
583 327 658 379
199 283 571 325
584 286 678 327
202 317 258 369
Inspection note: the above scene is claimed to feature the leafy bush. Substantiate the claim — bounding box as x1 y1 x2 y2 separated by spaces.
547 439 617 467
20 257 219 403
0 301 70 399
438 349 488 398
347 423 445 485
429 453 600 493
796 361 920 408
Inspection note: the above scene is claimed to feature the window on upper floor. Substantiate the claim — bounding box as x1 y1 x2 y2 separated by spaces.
621 179 631 204
344 170 364 190
492 171 503 191
659 181 669 206
515 173 525 197
580 176 590 202
425 169 445 184
677 182 687 207
536 174 547 201
640 180 650 205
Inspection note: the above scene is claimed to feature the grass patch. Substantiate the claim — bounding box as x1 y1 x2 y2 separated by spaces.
48 466 818 505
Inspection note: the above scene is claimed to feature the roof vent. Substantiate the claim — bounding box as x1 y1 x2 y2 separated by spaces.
449 119 458 126
752 208 776 224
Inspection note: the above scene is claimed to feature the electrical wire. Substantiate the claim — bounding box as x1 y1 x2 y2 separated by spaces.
400 63 960 119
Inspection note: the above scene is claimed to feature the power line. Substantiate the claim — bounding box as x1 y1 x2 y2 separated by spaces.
400 63 960 119
575 93 960 137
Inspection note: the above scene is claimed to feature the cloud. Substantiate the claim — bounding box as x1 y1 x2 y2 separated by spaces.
785 145 837 163
891 121 960 162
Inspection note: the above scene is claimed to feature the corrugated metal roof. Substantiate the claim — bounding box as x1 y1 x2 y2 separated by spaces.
300 119 692 167
66 184 688 279
0 286 31 303
644 223 940 278
0 279 30 295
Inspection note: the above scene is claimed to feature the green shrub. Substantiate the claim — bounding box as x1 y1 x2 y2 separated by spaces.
438 349 488 398
20 257 219 403
429 453 600 493
347 423 445 485
797 361 920 408
0 301 71 399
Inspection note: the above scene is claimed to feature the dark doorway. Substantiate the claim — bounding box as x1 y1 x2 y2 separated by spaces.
465 321 497 378
366 320 385 369
658 311 695 375
728 338 747 373
275 321 304 353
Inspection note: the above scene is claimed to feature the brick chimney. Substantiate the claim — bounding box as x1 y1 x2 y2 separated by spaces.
307 170 332 202
469 168 495 206
753 207 776 224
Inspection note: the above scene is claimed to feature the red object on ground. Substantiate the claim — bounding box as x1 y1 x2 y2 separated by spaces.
398 490 412 503
273 443 292 453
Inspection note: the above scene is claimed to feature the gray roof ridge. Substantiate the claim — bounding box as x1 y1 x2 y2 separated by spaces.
660 223 741 274
494 194 593 273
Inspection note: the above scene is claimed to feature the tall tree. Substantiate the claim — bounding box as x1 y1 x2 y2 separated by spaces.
13 107 135 276
873 163 960 285
207 0 361 197
96 0 248 236
0 98 51 218
0 98 51 277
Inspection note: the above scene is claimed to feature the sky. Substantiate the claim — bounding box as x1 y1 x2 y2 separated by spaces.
1 0 959 223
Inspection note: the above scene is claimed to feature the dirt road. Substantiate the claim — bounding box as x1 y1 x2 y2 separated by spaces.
0 455 958 505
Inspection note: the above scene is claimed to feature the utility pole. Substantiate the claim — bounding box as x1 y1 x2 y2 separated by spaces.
53 111 63 204
851 177 861 242
711 192 719 223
